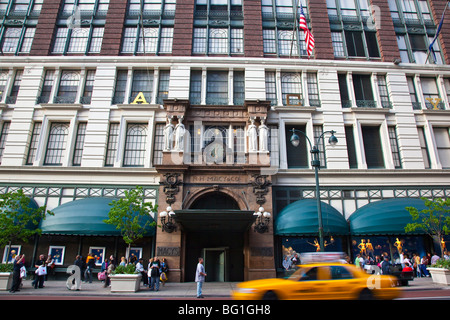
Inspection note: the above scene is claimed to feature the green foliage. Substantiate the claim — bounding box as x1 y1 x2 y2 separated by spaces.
112 264 138 275
0 263 13 272
103 186 157 257
431 258 450 270
405 197 450 255
0 189 53 257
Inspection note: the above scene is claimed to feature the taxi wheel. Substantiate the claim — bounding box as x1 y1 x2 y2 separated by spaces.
262 291 279 300
358 289 374 300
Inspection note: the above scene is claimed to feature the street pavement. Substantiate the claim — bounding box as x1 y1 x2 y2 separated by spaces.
0 276 448 300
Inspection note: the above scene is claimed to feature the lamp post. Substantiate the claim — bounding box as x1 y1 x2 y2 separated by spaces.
289 128 338 252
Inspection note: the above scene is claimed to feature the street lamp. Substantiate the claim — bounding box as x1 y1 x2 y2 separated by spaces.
289 128 338 252
160 206 177 233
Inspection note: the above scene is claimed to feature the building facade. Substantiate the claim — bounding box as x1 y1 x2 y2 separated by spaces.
1 0 449 281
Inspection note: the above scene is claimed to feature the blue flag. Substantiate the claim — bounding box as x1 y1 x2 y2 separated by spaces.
429 3 448 62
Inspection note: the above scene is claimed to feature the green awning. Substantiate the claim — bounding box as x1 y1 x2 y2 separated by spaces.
348 198 428 235
275 199 349 236
39 197 155 236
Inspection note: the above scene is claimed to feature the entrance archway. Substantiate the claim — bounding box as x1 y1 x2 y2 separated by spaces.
190 192 240 210
181 191 252 282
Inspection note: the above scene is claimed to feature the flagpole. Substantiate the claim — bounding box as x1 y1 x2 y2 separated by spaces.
426 1 449 64
290 0 300 58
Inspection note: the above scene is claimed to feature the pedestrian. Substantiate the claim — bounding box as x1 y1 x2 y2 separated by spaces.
420 255 430 277
32 254 47 289
119 256 127 266
84 253 95 283
412 253 421 277
431 252 440 265
149 257 161 291
195 257 207 298
381 256 391 275
160 258 169 286
10 254 25 293
46 254 55 280
104 258 115 288
136 258 148 286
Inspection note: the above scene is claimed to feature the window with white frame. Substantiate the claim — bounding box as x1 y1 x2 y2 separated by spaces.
261 0 311 57
44 123 70 166
52 0 108 54
420 77 444 110
72 122 87 166
123 123 148 167
434 127 450 169
55 70 81 104
281 72 302 106
26 122 42 165
389 0 443 64
105 123 119 166
327 0 380 59
0 121 10 165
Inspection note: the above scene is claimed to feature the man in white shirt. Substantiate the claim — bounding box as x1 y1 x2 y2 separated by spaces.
195 257 207 298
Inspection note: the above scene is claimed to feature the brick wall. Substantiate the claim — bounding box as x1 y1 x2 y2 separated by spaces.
370 0 401 63
101 0 127 56
243 0 264 57
307 0 334 60
172 1 195 56
429 0 450 64
29 0 62 56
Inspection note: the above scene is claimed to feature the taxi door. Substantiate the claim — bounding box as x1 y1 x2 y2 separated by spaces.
289 266 330 300
320 265 360 300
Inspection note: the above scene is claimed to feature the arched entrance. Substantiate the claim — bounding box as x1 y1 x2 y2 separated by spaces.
180 191 254 282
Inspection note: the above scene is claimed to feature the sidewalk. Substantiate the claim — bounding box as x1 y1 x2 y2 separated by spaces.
0 276 448 299
0 278 237 299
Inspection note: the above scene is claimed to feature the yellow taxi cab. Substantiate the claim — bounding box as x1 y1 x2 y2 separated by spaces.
232 252 401 300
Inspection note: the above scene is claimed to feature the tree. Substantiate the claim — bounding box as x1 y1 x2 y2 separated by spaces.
0 189 53 263
104 186 157 260
405 197 450 256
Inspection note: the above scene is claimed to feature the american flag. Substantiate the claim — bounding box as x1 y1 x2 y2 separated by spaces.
299 5 314 56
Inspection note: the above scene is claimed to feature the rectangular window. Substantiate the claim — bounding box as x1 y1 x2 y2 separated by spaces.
72 122 87 166
44 123 70 166
157 70 170 104
206 71 228 105
265 71 277 106
56 71 80 103
26 122 42 165
112 70 128 104
377 75 391 108
338 73 350 108
307 73 320 107
421 77 443 110
0 121 10 164
122 27 173 54
8 69 23 104
434 127 450 169
105 123 119 166
123 123 148 167
233 71 244 105
130 70 153 103
39 70 55 104
407 76 420 109
0 70 8 101
345 125 358 168
281 72 302 106
388 126 402 168
353 74 375 108
152 123 164 166
189 70 202 105
285 124 308 168
193 27 243 55
313 125 326 168
418 127 430 169
81 70 95 104
331 32 345 57
362 126 385 169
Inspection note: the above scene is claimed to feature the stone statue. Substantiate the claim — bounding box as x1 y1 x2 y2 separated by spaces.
247 119 257 152
163 116 174 151
258 119 269 152
174 116 185 151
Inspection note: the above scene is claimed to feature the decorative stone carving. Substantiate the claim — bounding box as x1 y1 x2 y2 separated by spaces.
251 175 271 205
161 173 182 205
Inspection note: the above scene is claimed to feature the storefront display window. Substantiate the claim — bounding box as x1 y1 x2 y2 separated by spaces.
351 236 426 264
281 236 343 269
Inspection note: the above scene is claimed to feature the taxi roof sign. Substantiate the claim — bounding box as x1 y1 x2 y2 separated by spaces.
300 252 346 264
